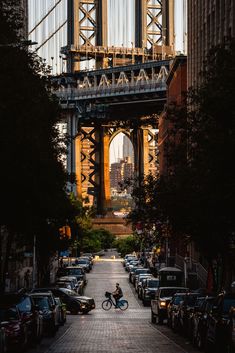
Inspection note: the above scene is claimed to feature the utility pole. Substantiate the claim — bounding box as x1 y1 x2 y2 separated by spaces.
32 235 37 288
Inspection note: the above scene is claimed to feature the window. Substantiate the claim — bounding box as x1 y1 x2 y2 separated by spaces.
17 296 32 312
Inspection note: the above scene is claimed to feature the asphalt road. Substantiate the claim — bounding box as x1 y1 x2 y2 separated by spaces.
29 250 199 353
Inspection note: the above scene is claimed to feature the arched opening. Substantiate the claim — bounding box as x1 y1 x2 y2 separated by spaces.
109 132 134 215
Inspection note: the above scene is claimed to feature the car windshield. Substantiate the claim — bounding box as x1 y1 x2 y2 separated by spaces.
173 295 185 304
185 295 198 306
59 288 78 296
135 269 150 274
147 280 159 288
0 307 18 321
223 299 235 314
77 260 87 264
32 297 50 310
161 288 183 298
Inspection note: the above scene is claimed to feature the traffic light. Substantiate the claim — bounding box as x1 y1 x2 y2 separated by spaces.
59 226 71 239
64 225 71 239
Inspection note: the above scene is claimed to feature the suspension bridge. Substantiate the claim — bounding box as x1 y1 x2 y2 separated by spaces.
28 1 176 227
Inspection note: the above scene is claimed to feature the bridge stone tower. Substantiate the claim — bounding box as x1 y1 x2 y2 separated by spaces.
61 0 174 214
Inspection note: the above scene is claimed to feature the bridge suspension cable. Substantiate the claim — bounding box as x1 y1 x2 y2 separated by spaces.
28 0 63 35
36 20 67 52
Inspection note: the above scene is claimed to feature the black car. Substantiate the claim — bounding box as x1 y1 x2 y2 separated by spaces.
205 292 235 353
177 292 200 336
167 292 187 329
0 325 6 353
0 292 43 346
191 296 215 349
31 287 95 315
141 278 160 305
57 266 87 286
30 293 58 336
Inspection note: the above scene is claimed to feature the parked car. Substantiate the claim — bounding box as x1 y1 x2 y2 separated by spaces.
177 292 201 337
57 266 87 286
129 266 142 283
0 292 43 346
205 292 235 353
0 325 6 353
135 274 152 293
31 288 95 315
82 253 94 265
141 278 160 305
54 297 66 325
30 293 58 336
158 267 184 287
56 276 80 293
132 268 151 286
151 287 188 324
79 257 93 271
126 260 139 272
123 254 137 267
72 259 90 273
167 292 187 330
0 305 28 351
191 296 215 349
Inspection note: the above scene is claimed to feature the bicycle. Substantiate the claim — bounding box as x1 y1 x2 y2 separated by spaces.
102 292 129 311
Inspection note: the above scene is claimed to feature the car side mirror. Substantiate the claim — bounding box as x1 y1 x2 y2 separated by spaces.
51 304 56 310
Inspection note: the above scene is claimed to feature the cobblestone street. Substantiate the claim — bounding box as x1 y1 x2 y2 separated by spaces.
30 251 199 353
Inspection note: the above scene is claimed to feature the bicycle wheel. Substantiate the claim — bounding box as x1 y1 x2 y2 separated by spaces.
118 300 128 311
102 299 112 311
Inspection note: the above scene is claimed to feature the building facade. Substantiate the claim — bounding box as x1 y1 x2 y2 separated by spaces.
187 0 235 88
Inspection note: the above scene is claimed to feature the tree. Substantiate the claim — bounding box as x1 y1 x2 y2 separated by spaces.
160 39 235 290
0 0 75 290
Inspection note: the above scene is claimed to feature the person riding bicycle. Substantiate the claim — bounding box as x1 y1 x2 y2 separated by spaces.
112 283 123 307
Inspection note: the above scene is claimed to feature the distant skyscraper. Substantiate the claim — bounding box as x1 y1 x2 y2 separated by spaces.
187 0 235 88
28 0 67 74
123 135 134 163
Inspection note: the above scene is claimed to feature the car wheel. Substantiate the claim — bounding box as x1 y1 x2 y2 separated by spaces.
70 303 80 315
81 310 90 315
156 311 163 325
151 310 156 324
21 326 28 349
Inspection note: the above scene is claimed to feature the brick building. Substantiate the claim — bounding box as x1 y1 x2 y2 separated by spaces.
187 0 235 88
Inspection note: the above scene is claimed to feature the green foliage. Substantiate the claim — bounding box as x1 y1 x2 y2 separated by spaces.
114 236 138 257
0 1 77 288
125 39 235 267
163 39 235 260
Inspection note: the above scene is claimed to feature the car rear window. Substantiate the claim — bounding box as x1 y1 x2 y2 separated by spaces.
160 288 186 298
223 299 235 314
147 280 159 288
32 297 50 310
173 295 185 304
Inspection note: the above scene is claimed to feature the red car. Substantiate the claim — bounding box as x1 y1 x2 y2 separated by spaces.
0 292 43 348
0 305 28 351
